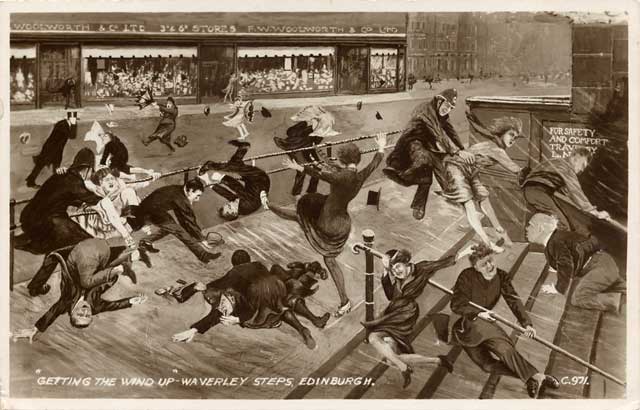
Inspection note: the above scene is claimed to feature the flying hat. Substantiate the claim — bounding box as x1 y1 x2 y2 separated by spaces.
438 88 458 106
19 132 31 145
204 106 211 116
69 148 96 171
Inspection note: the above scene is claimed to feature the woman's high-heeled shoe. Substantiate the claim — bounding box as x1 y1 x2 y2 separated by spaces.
334 300 352 317
401 365 414 389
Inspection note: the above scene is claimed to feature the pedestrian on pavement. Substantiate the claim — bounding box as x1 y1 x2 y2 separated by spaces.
172 249 330 349
383 88 474 220
261 133 386 317
142 96 178 153
130 178 221 264
526 213 626 311
12 239 148 342
25 111 78 188
17 148 101 297
198 140 271 221
521 148 611 235
435 243 560 399
361 246 473 388
274 105 340 196
60 77 76 109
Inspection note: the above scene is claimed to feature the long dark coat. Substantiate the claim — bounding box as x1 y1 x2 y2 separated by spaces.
33 119 77 168
385 97 464 184
17 172 100 254
361 255 456 353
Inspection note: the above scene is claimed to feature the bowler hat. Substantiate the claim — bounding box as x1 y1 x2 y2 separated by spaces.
438 88 458 106
69 148 95 171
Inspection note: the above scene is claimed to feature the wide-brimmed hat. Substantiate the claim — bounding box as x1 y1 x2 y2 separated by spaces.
69 148 96 171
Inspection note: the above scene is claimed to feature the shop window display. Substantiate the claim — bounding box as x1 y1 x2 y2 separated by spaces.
369 48 398 90
40 44 81 106
10 45 36 105
82 46 198 101
237 47 335 94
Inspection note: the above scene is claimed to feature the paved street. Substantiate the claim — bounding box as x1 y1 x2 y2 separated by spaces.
10 77 569 230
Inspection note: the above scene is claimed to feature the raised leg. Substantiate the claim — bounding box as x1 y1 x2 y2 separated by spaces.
293 299 330 328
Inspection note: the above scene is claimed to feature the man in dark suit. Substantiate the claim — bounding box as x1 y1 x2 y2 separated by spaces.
171 250 329 349
198 141 271 221
18 148 102 297
26 111 78 188
383 89 474 220
132 178 220 263
11 239 148 343
526 213 626 311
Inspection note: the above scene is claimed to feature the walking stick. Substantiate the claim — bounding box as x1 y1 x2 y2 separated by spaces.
351 241 626 388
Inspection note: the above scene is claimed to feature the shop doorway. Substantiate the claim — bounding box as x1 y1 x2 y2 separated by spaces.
199 46 235 104
39 44 81 108
337 46 368 94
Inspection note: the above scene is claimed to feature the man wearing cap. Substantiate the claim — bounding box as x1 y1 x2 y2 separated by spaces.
26 111 78 188
18 148 101 296
384 88 474 220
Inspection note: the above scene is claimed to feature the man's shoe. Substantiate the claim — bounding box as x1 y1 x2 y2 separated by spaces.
28 284 50 297
544 375 560 390
401 365 414 389
121 264 138 285
302 328 317 350
413 207 425 220
438 355 454 373
313 313 331 329
228 139 251 148
526 377 542 398
138 247 153 269
26 180 40 189
139 240 160 254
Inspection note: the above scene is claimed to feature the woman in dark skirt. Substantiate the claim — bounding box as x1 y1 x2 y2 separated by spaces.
261 133 387 316
361 246 472 388
142 96 178 153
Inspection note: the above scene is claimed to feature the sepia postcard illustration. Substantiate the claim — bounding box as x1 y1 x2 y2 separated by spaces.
1 1 637 409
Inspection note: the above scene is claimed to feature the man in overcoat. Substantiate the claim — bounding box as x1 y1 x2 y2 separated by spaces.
11 238 148 343
383 89 474 219
26 111 78 188
18 148 102 297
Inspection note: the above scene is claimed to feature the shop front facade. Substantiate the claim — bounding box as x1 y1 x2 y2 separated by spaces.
9 12 407 110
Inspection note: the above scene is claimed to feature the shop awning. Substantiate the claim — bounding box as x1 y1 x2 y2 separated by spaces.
11 45 36 59
370 48 398 56
238 47 334 58
82 46 197 59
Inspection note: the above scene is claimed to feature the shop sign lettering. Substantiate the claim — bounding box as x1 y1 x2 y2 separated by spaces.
12 22 403 35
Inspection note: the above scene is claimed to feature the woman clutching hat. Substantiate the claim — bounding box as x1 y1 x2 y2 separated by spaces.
261 133 387 317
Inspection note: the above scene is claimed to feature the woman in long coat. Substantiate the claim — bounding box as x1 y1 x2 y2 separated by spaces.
361 247 471 388
261 133 386 316
142 96 178 153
